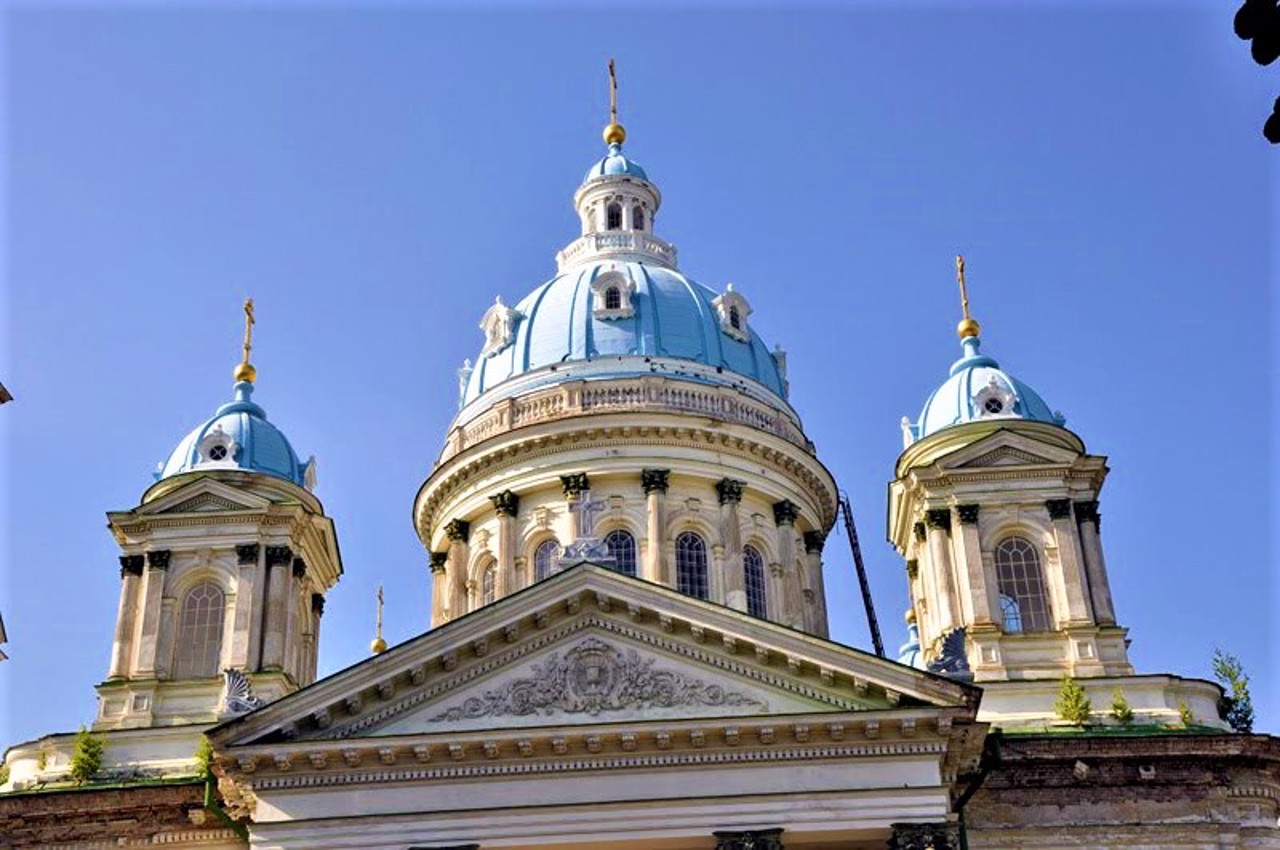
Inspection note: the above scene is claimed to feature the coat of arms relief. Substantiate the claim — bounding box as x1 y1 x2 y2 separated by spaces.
428 638 766 722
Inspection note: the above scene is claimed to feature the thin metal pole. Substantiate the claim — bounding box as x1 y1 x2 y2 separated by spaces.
838 492 884 657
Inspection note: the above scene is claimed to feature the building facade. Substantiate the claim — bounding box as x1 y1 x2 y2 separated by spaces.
1 80 1277 850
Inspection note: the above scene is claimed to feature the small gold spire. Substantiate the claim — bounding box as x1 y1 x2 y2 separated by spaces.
603 58 626 145
955 255 981 339
233 298 257 383
905 607 917 624
370 584 387 655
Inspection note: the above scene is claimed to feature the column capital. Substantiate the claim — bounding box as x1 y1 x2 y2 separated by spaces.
924 508 951 531
772 499 800 526
888 822 959 850
291 557 307 579
1075 499 1100 526
1046 498 1073 520
716 478 745 505
146 549 172 571
490 490 520 516
906 559 919 579
912 521 927 543
444 519 471 543
264 545 293 567
641 468 670 494
429 552 449 573
714 828 784 850
118 555 145 578
956 504 980 525
310 593 326 616
235 543 260 565
803 530 826 554
560 472 590 497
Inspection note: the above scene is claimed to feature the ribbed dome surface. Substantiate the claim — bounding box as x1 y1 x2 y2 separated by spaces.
462 260 788 410
913 337 1063 440
158 382 309 486
583 143 648 182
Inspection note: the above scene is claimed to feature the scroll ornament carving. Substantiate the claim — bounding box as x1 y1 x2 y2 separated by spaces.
428 638 766 722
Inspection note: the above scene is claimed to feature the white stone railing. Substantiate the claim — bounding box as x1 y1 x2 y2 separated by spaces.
555 231 678 271
441 376 809 462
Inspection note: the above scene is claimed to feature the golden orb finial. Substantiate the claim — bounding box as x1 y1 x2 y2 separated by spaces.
235 298 257 383
603 59 626 146
905 608 917 624
371 584 387 655
955 255 981 339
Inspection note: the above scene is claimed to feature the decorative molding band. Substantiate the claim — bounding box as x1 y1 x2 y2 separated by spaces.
146 549 171 570
641 468 671 495
118 555 145 577
235 543 260 565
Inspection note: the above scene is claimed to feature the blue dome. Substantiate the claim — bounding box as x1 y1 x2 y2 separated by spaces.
157 381 311 487
897 622 924 669
583 143 648 182
461 261 790 411
913 337 1064 440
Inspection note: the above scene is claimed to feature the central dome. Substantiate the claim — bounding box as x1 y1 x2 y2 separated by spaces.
459 260 789 411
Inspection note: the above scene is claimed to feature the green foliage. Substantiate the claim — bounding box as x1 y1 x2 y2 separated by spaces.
1213 649 1255 733
0 763 9 787
69 726 104 785
1177 699 1194 727
1109 687 1134 725
195 735 214 780
1055 676 1093 725
35 750 47 772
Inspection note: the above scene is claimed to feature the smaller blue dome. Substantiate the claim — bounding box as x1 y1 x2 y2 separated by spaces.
583 143 648 183
913 336 1064 441
157 381 311 487
897 622 924 669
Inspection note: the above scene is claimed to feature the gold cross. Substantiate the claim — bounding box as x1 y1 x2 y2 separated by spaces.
241 298 255 365
955 255 970 321
376 585 384 639
609 59 618 125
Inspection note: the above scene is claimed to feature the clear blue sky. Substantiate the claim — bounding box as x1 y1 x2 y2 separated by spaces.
1 1 1275 747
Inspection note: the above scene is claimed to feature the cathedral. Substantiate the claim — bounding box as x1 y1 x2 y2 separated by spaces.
1 69 1277 849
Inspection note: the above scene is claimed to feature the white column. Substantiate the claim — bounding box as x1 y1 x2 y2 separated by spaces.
229 544 260 670
429 552 448 627
954 505 997 626
133 550 171 676
491 491 520 598
642 470 669 585
718 479 746 612
773 501 804 629
444 520 471 619
1046 499 1094 625
561 474 588 544
260 545 292 671
802 531 829 637
924 509 958 634
1076 501 1117 625
108 556 145 679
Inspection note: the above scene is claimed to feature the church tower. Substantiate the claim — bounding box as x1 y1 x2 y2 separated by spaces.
94 302 343 731
414 63 837 636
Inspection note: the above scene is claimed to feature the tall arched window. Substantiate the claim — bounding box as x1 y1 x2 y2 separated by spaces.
481 563 496 606
173 581 225 678
675 532 709 600
632 204 645 231
728 306 742 330
604 286 622 310
604 529 637 577
995 537 1052 633
743 545 767 619
606 202 622 231
534 539 560 581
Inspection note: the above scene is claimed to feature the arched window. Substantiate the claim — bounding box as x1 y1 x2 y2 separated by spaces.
743 545 767 619
604 529 637 577
173 581 225 678
604 286 621 311
728 306 741 330
534 539 560 581
481 563 496 606
675 532 709 600
632 204 645 231
606 202 622 231
995 537 1052 633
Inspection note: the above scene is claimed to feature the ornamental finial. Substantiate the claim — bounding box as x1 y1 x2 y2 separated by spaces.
234 298 257 383
955 255 981 340
370 584 387 655
604 58 626 146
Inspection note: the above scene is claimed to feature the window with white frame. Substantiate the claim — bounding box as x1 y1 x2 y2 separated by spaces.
534 539 560 581
995 537 1052 633
590 271 635 320
676 532 709 600
173 582 225 678
632 204 645 231
744 544 767 618
481 563 496 605
711 284 752 342
606 202 622 231
604 529 637 577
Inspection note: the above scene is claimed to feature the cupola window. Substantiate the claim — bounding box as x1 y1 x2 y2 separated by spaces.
606 202 622 231
632 204 645 231
743 545 767 618
995 537 1052 633
208 444 228 461
481 563 496 606
174 581 225 678
712 284 752 342
534 538 560 581
983 397 1004 414
974 375 1017 420
590 270 635 320
728 306 741 330
675 531 709 600
604 286 621 310
478 296 521 357
603 529 637 577
195 426 238 468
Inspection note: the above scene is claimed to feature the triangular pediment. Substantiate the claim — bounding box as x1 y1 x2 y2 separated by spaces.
209 565 977 749
941 429 1079 471
136 478 271 515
